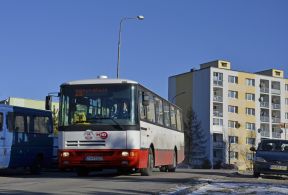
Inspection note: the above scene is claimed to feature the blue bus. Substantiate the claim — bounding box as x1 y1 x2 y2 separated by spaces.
0 104 54 173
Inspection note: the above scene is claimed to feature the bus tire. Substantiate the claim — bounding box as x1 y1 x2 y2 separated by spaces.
76 167 89 177
167 150 177 172
141 148 154 176
30 155 43 174
159 166 167 172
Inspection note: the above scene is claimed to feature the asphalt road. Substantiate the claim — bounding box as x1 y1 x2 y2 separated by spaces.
0 169 287 195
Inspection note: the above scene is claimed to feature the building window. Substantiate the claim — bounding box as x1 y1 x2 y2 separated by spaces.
246 153 254 161
245 93 255 101
246 108 255 116
246 137 255 145
275 71 281 76
213 118 223 126
246 78 255 86
229 151 238 159
285 112 288 120
285 98 288 105
213 72 223 81
228 90 238 99
228 105 238 114
246 122 255 131
285 84 288 91
228 76 238 84
229 136 238 144
228 120 238 128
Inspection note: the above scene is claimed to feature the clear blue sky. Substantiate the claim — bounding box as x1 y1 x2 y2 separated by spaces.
1 0 288 101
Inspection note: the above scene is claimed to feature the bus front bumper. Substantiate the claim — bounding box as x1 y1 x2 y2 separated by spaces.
58 149 148 169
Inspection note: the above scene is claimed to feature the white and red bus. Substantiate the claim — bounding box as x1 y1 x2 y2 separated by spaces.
57 77 184 176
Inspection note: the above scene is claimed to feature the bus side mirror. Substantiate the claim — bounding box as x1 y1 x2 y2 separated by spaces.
142 94 150 107
45 96 52 110
250 146 256 152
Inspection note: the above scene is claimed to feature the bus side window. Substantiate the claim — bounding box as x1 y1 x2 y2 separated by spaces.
34 116 51 134
146 93 155 123
176 109 182 131
154 97 163 125
7 112 14 131
14 115 25 132
163 102 171 127
170 105 177 129
0 113 3 131
139 91 146 120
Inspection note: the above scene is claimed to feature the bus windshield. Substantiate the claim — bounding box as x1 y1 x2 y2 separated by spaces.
60 84 138 128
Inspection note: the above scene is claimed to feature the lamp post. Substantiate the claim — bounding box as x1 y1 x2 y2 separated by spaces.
116 15 144 79
171 91 186 103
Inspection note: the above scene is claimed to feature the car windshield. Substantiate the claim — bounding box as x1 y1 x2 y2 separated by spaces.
59 84 138 127
259 140 288 152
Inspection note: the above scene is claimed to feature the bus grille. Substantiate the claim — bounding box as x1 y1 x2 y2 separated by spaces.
66 140 105 147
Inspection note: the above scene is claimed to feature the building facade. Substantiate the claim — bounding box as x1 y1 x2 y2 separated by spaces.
169 60 288 170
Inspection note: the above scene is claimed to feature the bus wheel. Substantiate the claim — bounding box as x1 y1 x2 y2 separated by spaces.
30 156 43 174
141 148 154 176
167 151 176 172
76 167 89 177
159 166 167 172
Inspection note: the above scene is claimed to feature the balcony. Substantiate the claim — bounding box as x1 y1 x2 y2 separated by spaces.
260 102 269 108
260 87 269 94
272 117 281 123
213 141 224 148
272 103 280 110
272 132 281 139
213 96 223 102
213 111 223 117
213 80 223 87
271 89 281 95
261 131 270 137
260 116 269 123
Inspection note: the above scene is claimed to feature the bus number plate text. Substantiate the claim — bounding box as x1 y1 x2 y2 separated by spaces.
85 156 103 161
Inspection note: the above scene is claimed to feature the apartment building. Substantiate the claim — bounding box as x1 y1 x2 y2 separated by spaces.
168 60 288 170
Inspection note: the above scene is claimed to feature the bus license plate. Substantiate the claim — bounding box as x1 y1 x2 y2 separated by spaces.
270 165 287 171
85 156 103 161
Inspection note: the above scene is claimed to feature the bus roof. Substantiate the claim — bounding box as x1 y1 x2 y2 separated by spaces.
0 104 52 115
61 78 138 86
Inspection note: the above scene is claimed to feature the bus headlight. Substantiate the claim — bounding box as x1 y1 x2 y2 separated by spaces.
62 152 70 157
121 151 129 157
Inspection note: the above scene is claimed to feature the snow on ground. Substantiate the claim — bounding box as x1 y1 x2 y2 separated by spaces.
189 181 288 195
162 179 288 195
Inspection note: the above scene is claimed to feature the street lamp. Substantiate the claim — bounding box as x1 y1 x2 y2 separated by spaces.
171 91 186 103
116 15 144 79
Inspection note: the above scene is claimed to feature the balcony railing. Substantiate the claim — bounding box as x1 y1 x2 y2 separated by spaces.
213 111 223 117
271 89 281 95
260 116 269 122
261 131 270 137
260 87 269 93
213 141 224 148
213 95 223 102
272 132 281 138
272 103 280 110
260 102 269 108
213 80 223 86
272 117 281 123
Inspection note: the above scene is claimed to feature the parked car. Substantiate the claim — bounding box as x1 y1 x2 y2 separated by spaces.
250 139 288 177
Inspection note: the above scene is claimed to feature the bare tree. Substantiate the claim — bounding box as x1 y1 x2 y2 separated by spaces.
184 108 209 168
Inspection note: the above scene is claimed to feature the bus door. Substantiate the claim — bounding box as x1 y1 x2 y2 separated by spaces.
0 111 12 168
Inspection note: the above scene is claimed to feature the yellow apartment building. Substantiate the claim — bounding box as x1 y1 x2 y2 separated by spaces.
169 60 288 170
